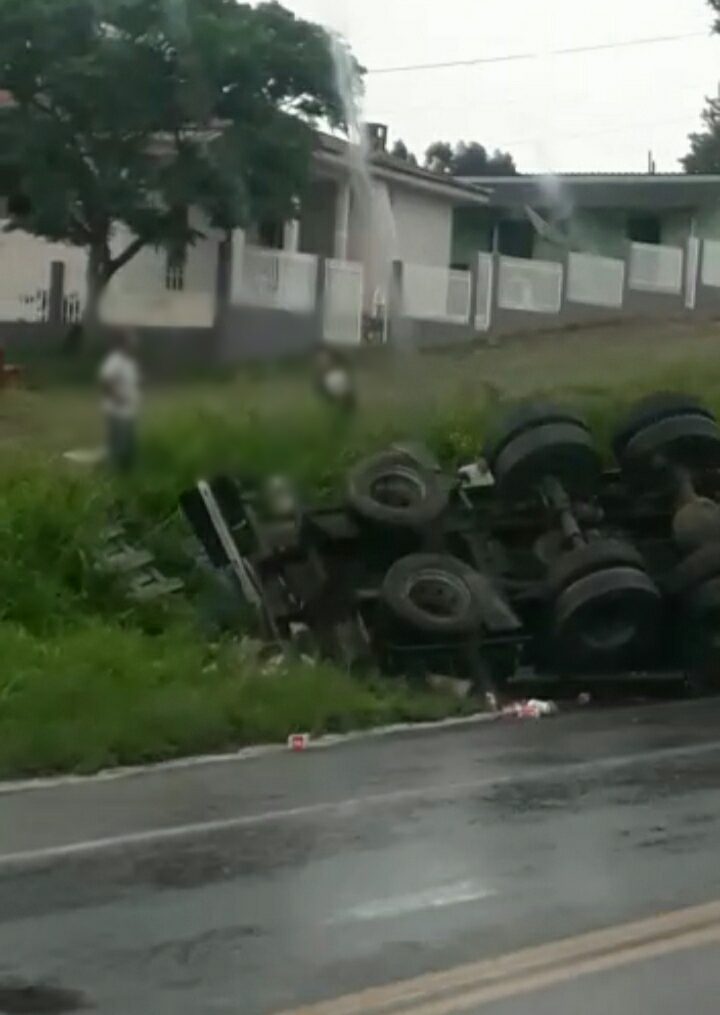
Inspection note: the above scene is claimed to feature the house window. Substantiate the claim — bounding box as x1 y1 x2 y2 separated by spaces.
258 218 284 249
627 215 661 245
497 219 535 259
165 249 186 291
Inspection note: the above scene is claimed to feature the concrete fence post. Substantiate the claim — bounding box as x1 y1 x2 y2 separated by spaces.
622 240 633 307
214 232 232 330
315 256 327 346
685 236 700 312
212 231 235 362
560 248 571 317
388 259 404 345
468 255 479 336
488 252 501 346
47 260 66 326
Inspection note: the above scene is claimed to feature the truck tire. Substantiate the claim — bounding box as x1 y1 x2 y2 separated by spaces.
381 554 490 636
347 451 449 529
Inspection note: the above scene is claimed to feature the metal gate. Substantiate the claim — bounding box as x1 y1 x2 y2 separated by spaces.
323 259 364 346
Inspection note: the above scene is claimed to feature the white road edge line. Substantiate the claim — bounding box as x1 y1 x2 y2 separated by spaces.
1 738 719 872
0 712 498 797
1 696 717 798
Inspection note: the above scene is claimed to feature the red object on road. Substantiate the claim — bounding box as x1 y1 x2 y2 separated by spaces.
502 699 558 720
288 733 311 751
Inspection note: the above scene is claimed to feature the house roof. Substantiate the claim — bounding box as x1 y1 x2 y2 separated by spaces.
315 133 490 206
0 86 488 206
457 172 720 211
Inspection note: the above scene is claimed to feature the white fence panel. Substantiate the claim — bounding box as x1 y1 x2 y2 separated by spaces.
498 256 563 314
701 239 720 288
403 264 471 324
0 224 88 322
567 252 625 308
323 259 364 347
475 253 494 331
237 245 317 314
685 237 700 310
628 242 683 295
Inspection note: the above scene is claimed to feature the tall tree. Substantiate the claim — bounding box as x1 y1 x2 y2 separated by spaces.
682 2 720 172
683 104 720 174
424 140 517 176
390 139 417 166
0 0 347 329
452 142 517 177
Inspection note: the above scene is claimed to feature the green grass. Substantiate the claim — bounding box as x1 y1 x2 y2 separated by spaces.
0 623 467 777
3 316 720 777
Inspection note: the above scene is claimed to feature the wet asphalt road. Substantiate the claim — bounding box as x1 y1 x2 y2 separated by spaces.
3 699 720 1013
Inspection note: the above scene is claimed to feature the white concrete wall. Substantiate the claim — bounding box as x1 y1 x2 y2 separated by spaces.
346 181 455 310
102 215 219 327
0 224 87 322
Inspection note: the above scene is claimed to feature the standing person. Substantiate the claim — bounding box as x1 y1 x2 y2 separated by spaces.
99 328 142 471
314 346 357 416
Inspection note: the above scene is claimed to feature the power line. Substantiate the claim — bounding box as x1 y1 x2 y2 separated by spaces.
368 30 710 75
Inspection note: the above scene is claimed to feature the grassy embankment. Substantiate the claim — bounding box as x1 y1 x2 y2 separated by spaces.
3 319 720 777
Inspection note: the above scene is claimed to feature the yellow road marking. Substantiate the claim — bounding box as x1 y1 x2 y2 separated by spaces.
403 923 720 1014
275 898 720 1014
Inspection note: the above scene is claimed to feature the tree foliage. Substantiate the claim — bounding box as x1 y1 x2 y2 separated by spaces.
682 2 720 173
424 140 517 176
682 105 720 174
390 139 417 166
0 0 346 321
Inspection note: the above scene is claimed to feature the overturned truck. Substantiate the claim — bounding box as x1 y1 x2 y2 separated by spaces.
181 394 720 697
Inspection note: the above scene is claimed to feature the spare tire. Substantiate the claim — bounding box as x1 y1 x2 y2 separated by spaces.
546 538 645 601
612 392 715 464
485 401 589 472
381 554 497 636
347 451 449 529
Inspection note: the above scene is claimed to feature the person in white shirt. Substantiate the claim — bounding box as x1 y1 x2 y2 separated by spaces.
98 329 142 471
314 347 356 415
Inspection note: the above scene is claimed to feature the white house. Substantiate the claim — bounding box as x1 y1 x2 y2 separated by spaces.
0 125 489 344
290 129 489 307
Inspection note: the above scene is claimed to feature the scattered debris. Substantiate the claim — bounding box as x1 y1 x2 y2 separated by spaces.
458 460 495 489
97 525 184 604
63 447 106 466
502 699 559 720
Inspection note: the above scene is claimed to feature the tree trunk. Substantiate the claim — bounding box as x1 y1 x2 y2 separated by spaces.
63 241 111 354
84 242 110 333
64 233 147 354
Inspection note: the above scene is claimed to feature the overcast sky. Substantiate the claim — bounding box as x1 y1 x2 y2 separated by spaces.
282 0 720 173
